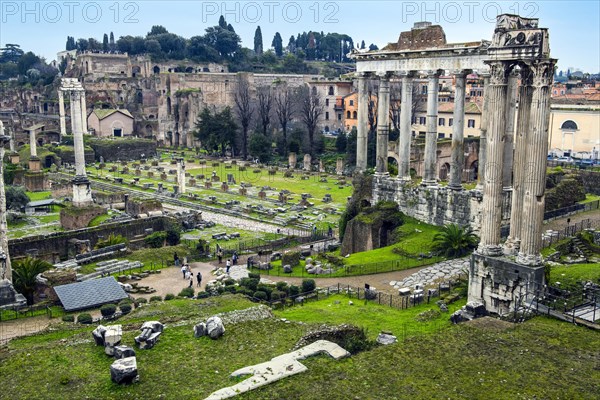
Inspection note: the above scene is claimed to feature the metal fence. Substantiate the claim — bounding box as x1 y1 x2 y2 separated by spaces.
543 200 599 221
255 276 467 312
541 218 598 248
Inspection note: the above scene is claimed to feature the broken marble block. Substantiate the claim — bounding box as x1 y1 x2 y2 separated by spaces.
104 325 123 356
376 333 397 345
92 325 107 346
134 321 164 349
206 316 225 339
110 356 139 384
113 345 136 360
194 322 207 338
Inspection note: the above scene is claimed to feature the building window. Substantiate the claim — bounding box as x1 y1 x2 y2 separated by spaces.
421 85 427 94
438 133 445 139
438 118 445 126
325 99 329 106
411 116 417 124
347 111 351 119
468 119 475 128
449 118 453 127
328 86 334 95
325 112 329 120
352 111 357 119
419 117 426 125
337 114 342 121
349 100 354 106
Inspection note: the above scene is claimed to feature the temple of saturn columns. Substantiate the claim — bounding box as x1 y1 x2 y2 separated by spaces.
350 14 556 315
59 78 93 207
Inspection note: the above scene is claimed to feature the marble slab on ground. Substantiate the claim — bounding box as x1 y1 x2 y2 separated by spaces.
205 340 349 400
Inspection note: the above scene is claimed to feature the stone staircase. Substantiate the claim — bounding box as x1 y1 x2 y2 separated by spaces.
572 237 593 260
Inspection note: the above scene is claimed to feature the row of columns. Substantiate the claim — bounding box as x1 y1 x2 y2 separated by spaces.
356 69 473 190
477 60 555 265
57 88 88 139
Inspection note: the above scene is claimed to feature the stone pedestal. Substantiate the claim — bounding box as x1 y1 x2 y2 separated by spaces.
72 175 93 207
468 253 544 315
303 154 311 171
28 157 41 172
0 280 27 309
336 158 344 175
24 171 48 192
288 152 297 169
8 153 19 164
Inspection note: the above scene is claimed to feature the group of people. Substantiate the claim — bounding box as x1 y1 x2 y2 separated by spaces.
176 253 202 288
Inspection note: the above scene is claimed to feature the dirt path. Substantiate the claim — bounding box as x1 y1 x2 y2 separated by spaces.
543 209 600 232
0 315 52 345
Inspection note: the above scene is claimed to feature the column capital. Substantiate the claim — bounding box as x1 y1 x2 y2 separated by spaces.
425 69 442 78
530 59 556 87
451 69 471 78
376 71 392 80
398 70 417 78
487 61 509 86
356 72 371 79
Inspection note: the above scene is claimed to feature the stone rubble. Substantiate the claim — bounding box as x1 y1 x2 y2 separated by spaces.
389 257 469 290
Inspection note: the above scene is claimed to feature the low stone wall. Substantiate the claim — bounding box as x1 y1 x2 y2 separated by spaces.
9 216 173 263
60 205 107 230
372 175 512 233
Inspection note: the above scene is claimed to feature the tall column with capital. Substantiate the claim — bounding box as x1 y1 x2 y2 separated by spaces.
58 89 66 140
517 60 556 266
71 89 93 206
476 74 491 190
356 73 369 172
502 71 519 189
376 73 390 174
504 67 533 255
477 62 509 256
177 158 186 194
398 71 414 180
449 70 467 190
422 70 440 186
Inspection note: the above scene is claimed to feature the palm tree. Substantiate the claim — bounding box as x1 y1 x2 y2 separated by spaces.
12 257 52 305
94 233 127 249
432 224 479 258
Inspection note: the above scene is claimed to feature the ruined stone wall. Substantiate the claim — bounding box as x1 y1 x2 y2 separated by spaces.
8 216 171 263
371 175 511 233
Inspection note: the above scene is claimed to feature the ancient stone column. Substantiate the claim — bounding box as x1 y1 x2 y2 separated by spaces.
288 152 297 168
177 158 186 194
517 60 555 266
58 89 66 139
422 70 441 186
80 92 88 134
28 128 37 158
71 88 93 206
303 154 311 171
476 74 491 190
477 62 508 256
336 158 344 175
0 135 12 281
356 73 369 172
504 67 533 256
449 70 467 190
398 71 415 181
502 71 519 189
376 73 391 174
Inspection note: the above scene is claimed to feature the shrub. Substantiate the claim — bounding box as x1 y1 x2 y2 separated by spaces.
119 303 132 314
282 251 301 267
144 231 167 248
276 281 288 292
178 287 194 298
62 315 75 322
165 226 181 246
248 272 261 280
253 291 268 301
77 313 93 324
257 283 273 298
432 224 479 257
301 279 316 293
135 298 148 306
289 285 300 297
164 293 175 301
100 304 117 318
223 278 236 286
149 295 162 302
224 285 237 293
271 290 285 301
196 291 210 299
240 277 259 292
284 171 293 178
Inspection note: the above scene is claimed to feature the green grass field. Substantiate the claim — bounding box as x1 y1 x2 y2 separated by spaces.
1 294 599 400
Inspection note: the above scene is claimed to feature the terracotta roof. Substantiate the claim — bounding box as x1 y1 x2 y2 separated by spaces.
93 109 133 120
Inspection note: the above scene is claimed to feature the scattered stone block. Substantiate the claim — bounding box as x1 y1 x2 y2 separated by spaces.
206 316 225 339
376 333 397 345
113 345 136 360
110 356 139 384
194 322 207 338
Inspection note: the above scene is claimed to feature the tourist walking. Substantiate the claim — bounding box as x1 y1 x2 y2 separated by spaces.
181 264 187 279
189 275 193 288
217 250 223 264
196 271 202 287
174 252 180 267
226 259 231 274
232 252 238 265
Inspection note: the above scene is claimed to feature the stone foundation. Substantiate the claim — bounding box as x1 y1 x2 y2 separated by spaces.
468 253 544 316
60 205 106 230
23 171 49 192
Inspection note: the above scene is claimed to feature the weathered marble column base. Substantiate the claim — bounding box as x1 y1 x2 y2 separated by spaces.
476 244 503 257
502 237 520 256
447 183 463 191
421 179 438 188
72 175 93 206
516 252 543 267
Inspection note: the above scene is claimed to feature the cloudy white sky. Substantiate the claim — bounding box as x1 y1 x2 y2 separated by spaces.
1 1 599 72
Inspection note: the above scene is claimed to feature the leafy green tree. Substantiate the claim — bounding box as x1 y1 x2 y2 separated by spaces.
12 257 52 305
16 52 39 75
95 233 127 249
204 26 241 59
102 33 109 51
218 15 227 28
272 32 283 56
432 225 479 257
147 25 168 36
254 26 263 55
65 36 76 51
193 107 238 155
335 132 347 153
5 186 30 211
0 44 24 63
248 133 272 163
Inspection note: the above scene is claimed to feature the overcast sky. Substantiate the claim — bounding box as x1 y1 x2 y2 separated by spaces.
1 0 598 72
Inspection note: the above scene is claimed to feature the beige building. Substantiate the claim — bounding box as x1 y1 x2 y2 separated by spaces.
87 109 134 137
548 103 600 158
411 101 483 139
307 79 354 132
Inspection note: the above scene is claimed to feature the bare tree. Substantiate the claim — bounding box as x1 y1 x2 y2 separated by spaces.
233 74 253 159
298 85 324 156
256 85 274 136
274 83 295 154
